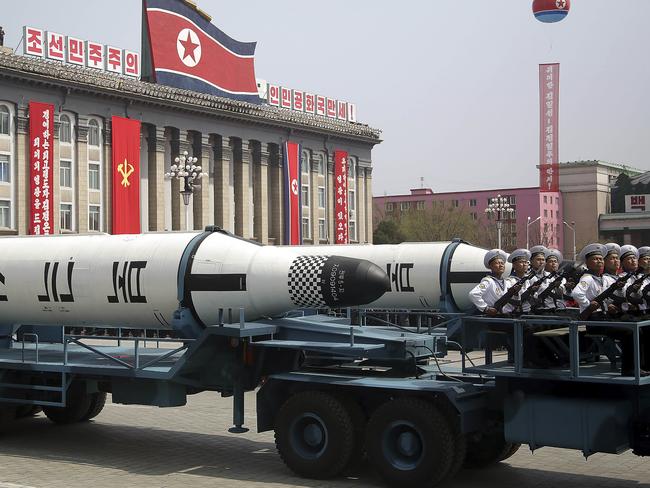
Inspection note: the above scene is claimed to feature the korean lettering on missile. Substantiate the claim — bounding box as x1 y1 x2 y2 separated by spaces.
386 263 414 293
0 271 7 301
37 262 75 302
107 261 147 304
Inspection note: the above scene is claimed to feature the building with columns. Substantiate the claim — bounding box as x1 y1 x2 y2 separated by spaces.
0 50 380 244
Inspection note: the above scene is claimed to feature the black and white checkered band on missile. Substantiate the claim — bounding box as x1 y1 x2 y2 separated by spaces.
288 255 329 307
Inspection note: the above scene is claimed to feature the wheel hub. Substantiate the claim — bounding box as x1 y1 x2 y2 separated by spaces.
290 413 329 459
383 420 424 470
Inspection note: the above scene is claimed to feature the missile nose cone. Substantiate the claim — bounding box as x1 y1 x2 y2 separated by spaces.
287 255 388 309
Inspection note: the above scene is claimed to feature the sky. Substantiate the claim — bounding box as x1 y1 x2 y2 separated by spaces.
3 1 650 195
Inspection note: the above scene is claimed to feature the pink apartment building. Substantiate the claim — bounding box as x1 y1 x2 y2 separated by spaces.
374 187 563 252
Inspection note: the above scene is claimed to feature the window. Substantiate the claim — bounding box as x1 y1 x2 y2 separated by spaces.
60 203 72 231
318 218 326 240
508 195 516 205
349 221 357 242
470 199 477 207
550 209 553 218
318 186 325 209
89 205 100 231
88 163 100 190
0 155 9 183
544 209 548 217
60 160 72 188
302 217 310 240
59 115 71 143
386 202 394 211
452 199 459 208
400 202 410 211
416 201 425 210
0 106 9 135
543 195 548 204
471 212 477 221
0 200 9 228
349 190 356 211
555 197 559 206
315 155 325 175
511 223 517 233
88 119 100 147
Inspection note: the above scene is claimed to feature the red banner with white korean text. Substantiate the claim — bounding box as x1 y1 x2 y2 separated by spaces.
29 101 54 235
283 141 301 245
334 150 349 244
539 63 559 192
111 116 141 234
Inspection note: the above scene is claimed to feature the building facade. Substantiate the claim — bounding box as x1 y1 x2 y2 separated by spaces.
0 50 380 244
599 171 650 244
374 186 561 251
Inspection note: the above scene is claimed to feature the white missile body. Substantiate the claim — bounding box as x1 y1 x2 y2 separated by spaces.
0 229 388 331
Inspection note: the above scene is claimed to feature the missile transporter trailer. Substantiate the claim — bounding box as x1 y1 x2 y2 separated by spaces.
0 230 649 486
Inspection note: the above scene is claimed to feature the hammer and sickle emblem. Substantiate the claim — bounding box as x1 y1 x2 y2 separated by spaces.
118 159 135 187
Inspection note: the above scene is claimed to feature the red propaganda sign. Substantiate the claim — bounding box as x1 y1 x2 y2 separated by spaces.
29 101 54 235
539 63 559 192
112 116 141 234
283 142 301 245
334 150 349 244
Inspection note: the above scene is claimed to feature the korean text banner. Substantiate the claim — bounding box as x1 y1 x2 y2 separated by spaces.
334 150 349 244
539 63 559 192
112 116 141 234
283 141 301 245
143 0 260 103
29 101 54 235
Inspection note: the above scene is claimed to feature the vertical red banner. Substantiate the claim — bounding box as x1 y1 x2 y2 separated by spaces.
334 150 349 244
539 63 559 192
29 101 54 235
111 116 141 234
283 141 301 245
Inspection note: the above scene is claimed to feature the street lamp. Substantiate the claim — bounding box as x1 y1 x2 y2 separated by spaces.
484 194 514 249
526 216 541 249
165 151 207 231
563 220 577 261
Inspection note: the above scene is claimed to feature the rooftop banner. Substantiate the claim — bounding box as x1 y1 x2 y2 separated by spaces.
539 63 559 192
142 0 260 103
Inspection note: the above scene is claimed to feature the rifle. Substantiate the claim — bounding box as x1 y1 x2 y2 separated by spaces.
531 265 577 310
519 271 555 305
493 270 536 312
578 272 635 320
624 273 646 304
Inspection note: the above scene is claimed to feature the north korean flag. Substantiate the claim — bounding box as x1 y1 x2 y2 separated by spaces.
143 0 260 103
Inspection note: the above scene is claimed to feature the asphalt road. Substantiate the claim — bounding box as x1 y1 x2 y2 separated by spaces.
0 391 648 488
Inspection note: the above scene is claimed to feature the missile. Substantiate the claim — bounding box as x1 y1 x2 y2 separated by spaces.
291 240 502 312
0 227 388 336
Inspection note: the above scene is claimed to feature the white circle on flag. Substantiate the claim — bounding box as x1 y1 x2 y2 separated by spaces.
291 179 299 196
176 28 202 68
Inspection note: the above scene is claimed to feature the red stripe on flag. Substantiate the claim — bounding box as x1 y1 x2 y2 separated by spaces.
112 116 141 234
146 10 258 94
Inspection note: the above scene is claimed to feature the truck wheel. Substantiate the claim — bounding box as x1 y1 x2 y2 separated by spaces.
43 384 93 425
444 432 467 481
340 397 367 468
275 391 355 479
366 398 454 487
464 429 514 468
81 392 107 421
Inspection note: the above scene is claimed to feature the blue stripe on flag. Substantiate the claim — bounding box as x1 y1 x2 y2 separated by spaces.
155 71 261 104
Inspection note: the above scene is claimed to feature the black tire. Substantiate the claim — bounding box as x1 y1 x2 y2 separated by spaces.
43 383 93 425
340 397 367 468
81 392 107 421
500 442 521 461
444 432 467 481
464 428 514 468
365 397 454 487
275 391 355 479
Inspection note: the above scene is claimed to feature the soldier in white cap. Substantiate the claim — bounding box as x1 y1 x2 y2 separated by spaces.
505 249 533 314
520 245 550 310
469 249 511 316
534 248 567 312
571 243 613 317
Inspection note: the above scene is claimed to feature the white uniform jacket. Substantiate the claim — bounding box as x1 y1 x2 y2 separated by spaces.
571 272 610 313
623 273 650 311
469 275 511 313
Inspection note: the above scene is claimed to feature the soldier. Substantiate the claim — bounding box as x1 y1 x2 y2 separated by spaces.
468 249 510 316
506 248 532 314
520 245 549 309
571 243 612 317
534 248 567 312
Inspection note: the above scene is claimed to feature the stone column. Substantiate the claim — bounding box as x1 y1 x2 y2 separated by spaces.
213 135 232 231
365 166 373 244
233 138 251 238
252 142 269 244
147 125 166 231
268 143 283 245
103 119 112 234
357 166 366 243
193 133 211 230
327 153 335 242
15 106 29 235
310 156 318 244
76 116 89 233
